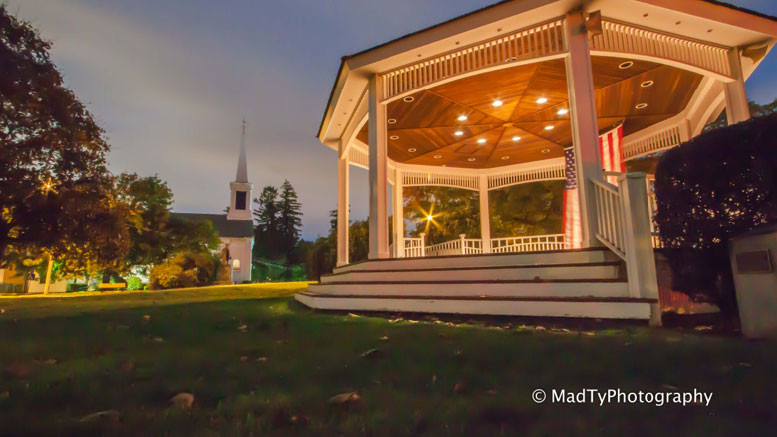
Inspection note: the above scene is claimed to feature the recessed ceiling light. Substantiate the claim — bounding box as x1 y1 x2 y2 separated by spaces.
541 148 551 153
408 148 416 153
544 125 555 131
390 135 399 140
477 138 486 144
457 115 468 121
387 118 397 124
641 80 654 88
512 136 521 142
433 154 442 159
492 100 503 107
467 157 476 162
635 103 648 109
536 97 548 104
403 96 415 102
501 156 510 160
557 108 569 115
619 61 634 69
454 131 464 136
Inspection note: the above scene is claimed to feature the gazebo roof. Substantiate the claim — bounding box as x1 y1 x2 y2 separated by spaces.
318 0 777 169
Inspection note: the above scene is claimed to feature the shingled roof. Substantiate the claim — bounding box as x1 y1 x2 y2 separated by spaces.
172 213 254 238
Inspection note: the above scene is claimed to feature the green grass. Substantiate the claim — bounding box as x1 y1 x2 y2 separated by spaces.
0 283 775 436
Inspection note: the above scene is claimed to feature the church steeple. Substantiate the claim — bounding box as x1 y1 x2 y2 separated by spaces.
235 119 248 183
227 119 253 221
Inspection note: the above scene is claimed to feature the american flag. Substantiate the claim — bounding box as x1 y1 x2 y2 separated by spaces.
563 125 624 249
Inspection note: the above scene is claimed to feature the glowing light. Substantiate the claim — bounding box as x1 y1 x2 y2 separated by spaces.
635 103 648 109
557 108 569 115
477 138 486 144
536 97 548 104
492 100 503 107
457 115 468 121
454 131 464 136
512 136 521 142
426 215 433 221
544 125 555 131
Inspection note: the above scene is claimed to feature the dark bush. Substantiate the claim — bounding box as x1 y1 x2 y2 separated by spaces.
654 114 777 315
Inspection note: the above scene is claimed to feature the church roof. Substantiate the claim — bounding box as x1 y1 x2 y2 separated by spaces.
171 213 254 238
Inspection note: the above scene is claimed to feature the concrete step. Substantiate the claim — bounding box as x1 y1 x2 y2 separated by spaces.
296 291 654 320
308 278 629 298
322 262 623 284
334 248 619 273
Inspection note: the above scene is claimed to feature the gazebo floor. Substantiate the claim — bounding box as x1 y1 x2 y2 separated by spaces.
297 248 657 320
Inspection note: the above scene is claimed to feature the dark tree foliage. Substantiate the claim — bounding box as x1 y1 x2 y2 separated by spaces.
116 173 219 275
253 185 281 258
278 180 303 262
404 186 480 245
489 181 564 237
148 251 221 290
654 114 777 315
0 6 125 269
303 208 370 280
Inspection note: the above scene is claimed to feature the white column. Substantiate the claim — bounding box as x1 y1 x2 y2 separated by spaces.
618 173 661 327
392 168 404 257
368 74 390 259
478 175 491 253
724 48 750 125
336 155 349 266
565 11 604 248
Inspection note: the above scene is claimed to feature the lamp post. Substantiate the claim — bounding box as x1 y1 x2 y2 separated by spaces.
43 254 53 295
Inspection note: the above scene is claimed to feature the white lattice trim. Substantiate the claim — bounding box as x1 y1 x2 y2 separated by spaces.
622 125 682 160
381 18 566 101
487 162 565 190
402 171 480 190
591 20 732 79
348 147 369 169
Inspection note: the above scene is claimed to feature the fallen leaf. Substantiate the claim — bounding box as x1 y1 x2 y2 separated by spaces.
534 326 546 331
431 374 437 385
0 391 9 402
328 391 360 405
379 336 389 342
361 348 383 359
170 392 195 409
694 326 712 331
240 356 249 362
142 315 151 321
738 362 752 368
257 357 268 362
486 389 498 396
237 324 248 332
348 313 361 318
152 337 164 343
79 410 120 423
454 383 467 394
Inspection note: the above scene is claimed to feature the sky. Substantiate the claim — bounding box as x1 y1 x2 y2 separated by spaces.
10 0 777 240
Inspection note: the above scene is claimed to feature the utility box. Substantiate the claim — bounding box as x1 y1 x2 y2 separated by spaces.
729 225 777 339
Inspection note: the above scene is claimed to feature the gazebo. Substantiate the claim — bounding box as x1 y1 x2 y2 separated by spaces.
297 0 777 323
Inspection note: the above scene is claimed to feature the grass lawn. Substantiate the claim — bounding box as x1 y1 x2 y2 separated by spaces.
0 283 775 436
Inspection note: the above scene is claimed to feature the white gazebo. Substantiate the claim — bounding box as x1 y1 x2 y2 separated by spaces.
297 0 777 323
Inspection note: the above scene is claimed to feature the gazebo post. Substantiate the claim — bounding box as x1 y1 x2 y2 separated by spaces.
564 11 605 248
368 74 390 259
724 48 751 125
393 168 404 257
336 151 349 266
478 175 491 253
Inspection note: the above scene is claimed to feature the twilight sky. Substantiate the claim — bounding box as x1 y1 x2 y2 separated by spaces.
11 0 777 240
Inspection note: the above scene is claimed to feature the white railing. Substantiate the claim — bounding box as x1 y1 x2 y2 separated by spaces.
622 125 683 160
382 18 566 100
591 20 731 78
591 179 627 259
425 234 484 257
490 234 566 253
403 171 480 190
403 234 425 258
487 161 566 190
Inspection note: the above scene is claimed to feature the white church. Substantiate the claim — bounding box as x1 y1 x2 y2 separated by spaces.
173 123 254 283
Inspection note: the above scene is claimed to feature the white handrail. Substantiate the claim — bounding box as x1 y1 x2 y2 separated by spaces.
490 234 565 253
403 233 425 258
591 179 627 259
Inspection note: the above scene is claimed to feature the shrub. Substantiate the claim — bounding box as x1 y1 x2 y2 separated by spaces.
148 251 221 290
126 276 143 291
654 114 777 315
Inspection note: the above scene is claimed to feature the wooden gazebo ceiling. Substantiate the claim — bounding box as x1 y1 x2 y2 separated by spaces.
356 56 703 169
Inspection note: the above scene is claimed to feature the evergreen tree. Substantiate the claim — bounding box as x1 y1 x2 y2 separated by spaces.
253 186 280 258
278 180 303 262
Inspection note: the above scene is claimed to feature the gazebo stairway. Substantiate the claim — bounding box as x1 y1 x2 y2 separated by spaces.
296 247 656 320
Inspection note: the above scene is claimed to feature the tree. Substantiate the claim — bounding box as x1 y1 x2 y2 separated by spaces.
404 186 480 245
253 185 280 258
0 6 125 271
278 180 303 262
654 113 777 316
489 181 564 237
